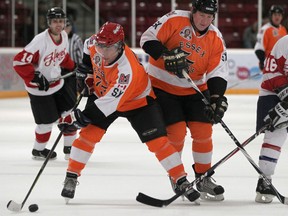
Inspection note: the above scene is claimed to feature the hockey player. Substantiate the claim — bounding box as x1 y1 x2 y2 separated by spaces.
13 7 76 160
58 22 200 203
255 35 288 203
254 5 287 71
140 0 228 201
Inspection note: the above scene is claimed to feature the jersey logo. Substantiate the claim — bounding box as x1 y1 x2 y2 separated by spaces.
165 11 177 17
180 27 192 40
152 20 162 30
43 48 66 66
93 54 102 67
272 29 279 37
118 73 130 84
88 34 97 47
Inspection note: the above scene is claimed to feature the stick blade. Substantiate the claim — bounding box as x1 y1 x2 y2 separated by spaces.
7 200 22 212
136 192 165 207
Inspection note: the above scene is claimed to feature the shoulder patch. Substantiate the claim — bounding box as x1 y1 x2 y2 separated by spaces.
180 26 192 40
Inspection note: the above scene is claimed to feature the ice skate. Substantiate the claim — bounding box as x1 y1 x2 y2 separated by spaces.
169 176 200 204
32 148 57 160
169 176 186 201
63 146 71 160
255 178 275 203
61 172 79 203
194 166 224 201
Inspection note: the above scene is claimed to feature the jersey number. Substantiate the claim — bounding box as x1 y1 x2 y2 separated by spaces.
21 53 33 63
265 57 277 72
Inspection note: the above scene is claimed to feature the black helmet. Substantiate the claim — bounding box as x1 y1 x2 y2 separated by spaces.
192 0 217 14
46 7 66 20
269 5 284 16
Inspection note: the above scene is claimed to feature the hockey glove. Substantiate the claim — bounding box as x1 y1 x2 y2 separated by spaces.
204 96 228 124
275 84 288 102
76 63 94 96
32 71 50 91
58 109 91 133
163 47 188 78
264 101 288 132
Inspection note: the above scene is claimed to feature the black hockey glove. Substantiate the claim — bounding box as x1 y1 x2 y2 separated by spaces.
58 109 91 133
275 84 288 102
32 71 50 91
76 63 94 96
204 96 228 124
264 101 288 132
163 47 188 78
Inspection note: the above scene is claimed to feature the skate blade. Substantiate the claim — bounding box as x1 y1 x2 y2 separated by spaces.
32 156 57 161
200 192 224 201
64 198 71 204
64 154 70 160
180 195 200 205
194 199 201 205
255 193 274 203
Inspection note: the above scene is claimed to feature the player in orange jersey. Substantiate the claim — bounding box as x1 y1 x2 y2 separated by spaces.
140 0 228 201
254 5 287 71
58 22 200 203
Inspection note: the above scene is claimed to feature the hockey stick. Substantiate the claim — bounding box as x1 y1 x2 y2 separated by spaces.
50 71 76 83
136 124 267 207
227 72 262 89
182 71 288 205
7 90 85 212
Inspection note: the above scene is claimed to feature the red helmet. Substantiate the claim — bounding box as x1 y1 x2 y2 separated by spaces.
96 22 125 46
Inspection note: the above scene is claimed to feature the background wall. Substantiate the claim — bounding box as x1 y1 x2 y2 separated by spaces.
0 48 262 98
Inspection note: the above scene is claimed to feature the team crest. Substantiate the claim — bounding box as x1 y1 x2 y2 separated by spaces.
118 73 130 84
180 27 192 40
93 54 102 67
272 29 279 37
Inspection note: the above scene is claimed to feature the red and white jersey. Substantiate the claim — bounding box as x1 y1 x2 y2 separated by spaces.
260 35 288 96
83 36 155 117
254 22 287 58
140 10 228 95
13 29 75 96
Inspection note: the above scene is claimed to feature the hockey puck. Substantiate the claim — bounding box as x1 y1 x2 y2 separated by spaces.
28 204 39 212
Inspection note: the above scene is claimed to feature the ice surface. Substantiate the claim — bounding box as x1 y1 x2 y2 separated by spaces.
0 95 287 215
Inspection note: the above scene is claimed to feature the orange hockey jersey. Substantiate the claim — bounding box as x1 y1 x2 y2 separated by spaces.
140 10 228 96
84 36 155 117
254 22 287 58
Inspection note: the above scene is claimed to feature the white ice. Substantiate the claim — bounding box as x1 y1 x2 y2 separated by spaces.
0 95 287 216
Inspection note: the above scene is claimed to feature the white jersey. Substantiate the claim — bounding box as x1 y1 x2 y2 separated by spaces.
260 35 288 96
13 29 75 96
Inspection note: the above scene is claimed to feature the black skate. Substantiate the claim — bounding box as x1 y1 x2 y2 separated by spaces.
63 146 71 160
61 172 78 203
255 178 275 203
193 166 224 201
170 176 200 204
32 148 57 160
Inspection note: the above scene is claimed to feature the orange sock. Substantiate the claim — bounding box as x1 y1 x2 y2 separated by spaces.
146 136 186 182
188 121 213 173
67 125 106 176
166 122 187 153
